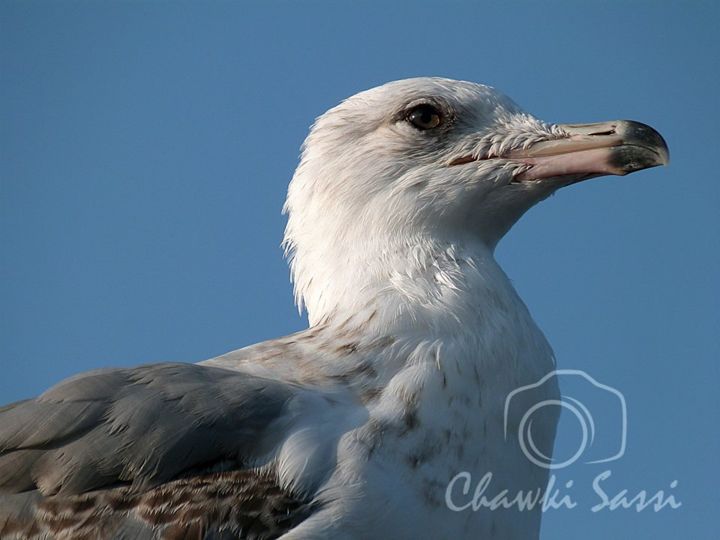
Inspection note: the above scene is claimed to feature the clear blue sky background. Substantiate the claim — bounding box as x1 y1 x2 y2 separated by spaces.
1 1 718 538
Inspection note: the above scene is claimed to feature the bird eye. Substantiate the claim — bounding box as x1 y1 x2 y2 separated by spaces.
406 104 442 130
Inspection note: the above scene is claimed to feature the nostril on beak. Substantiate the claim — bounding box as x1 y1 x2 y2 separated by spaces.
588 129 616 137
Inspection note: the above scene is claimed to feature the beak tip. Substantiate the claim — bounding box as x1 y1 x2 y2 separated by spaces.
659 148 670 166
609 145 669 175
618 119 670 168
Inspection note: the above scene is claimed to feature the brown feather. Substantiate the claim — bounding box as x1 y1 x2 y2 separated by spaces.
2 469 315 540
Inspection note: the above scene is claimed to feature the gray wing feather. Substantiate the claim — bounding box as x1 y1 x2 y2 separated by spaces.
0 362 296 497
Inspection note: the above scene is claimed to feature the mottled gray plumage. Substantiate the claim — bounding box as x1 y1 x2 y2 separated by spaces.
0 363 314 538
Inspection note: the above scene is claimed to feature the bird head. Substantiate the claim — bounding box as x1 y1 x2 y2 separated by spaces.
283 78 668 323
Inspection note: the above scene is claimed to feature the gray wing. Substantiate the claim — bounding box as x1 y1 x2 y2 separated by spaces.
0 362 316 539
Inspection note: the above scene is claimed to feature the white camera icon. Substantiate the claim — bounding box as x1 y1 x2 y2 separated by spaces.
503 369 627 470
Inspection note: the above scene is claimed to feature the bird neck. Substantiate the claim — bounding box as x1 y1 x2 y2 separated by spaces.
293 231 524 337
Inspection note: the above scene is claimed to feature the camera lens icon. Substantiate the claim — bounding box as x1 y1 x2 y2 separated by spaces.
518 397 595 469
505 370 627 470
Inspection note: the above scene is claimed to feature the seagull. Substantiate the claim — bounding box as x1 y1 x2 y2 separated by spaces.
0 77 668 539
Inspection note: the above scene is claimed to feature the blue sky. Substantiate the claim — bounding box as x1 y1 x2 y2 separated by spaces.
1 1 718 538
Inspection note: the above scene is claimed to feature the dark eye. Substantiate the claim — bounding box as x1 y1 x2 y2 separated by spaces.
406 104 442 130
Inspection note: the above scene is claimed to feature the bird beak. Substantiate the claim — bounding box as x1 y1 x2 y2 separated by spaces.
508 120 669 183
